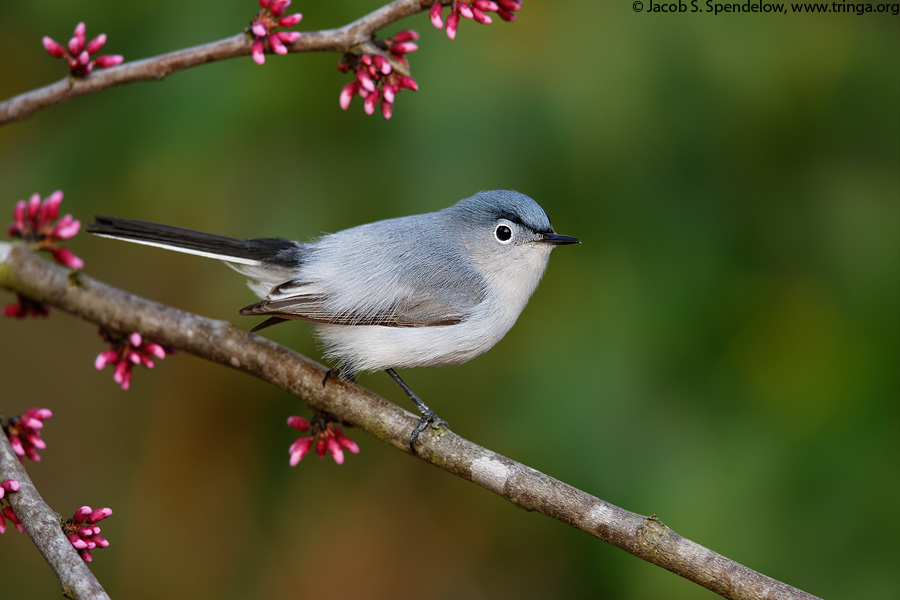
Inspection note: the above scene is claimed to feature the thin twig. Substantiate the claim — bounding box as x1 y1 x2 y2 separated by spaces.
0 242 823 600
0 429 109 600
0 0 431 126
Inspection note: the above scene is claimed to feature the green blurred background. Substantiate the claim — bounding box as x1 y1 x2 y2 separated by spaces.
1 1 898 598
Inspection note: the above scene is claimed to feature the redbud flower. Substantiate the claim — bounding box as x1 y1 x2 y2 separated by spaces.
42 22 123 77
288 413 359 466
63 505 112 562
95 330 168 391
3 293 51 320
0 480 24 535
429 0 523 39
0 506 24 535
8 190 84 270
338 31 419 120
249 0 303 65
0 480 20 501
2 408 52 464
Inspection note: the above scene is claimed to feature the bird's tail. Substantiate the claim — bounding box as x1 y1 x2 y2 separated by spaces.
87 216 301 268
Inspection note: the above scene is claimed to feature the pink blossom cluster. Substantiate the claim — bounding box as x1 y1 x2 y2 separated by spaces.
42 22 123 77
64 506 112 562
8 190 83 270
430 0 524 39
2 293 50 319
0 481 24 535
338 31 419 119
3 408 52 464
250 0 303 65
288 414 360 466
95 331 168 391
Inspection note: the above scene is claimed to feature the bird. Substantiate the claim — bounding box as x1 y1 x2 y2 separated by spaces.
88 190 579 452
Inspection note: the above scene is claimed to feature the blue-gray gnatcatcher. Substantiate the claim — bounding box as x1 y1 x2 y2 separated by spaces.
88 190 579 451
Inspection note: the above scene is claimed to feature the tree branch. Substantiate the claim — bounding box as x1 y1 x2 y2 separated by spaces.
0 242 822 600
0 427 109 600
0 0 432 127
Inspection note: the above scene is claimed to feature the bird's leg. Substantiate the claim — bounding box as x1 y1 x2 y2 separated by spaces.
385 368 448 454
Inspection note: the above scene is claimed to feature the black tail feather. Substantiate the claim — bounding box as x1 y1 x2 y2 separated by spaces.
88 216 301 266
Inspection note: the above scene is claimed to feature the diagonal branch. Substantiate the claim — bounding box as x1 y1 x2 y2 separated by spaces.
0 428 109 600
0 0 432 126
0 242 822 600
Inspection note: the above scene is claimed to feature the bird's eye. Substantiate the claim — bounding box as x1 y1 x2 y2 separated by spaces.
495 225 512 242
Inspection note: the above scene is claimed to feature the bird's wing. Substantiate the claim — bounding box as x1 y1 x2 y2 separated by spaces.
239 281 484 328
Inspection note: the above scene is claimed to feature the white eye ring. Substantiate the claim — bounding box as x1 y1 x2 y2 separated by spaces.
495 224 513 243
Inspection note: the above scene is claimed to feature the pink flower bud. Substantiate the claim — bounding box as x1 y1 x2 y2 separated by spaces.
90 508 113 523
399 76 418 91
363 88 381 115
457 2 475 19
26 408 52 420
336 432 360 454
144 342 166 359
129 332 142 347
499 0 523 9
93 535 110 548
392 42 418 55
95 55 124 68
383 84 396 104
50 247 84 270
356 68 375 93
393 30 419 43
20 417 43 430
269 0 290 18
13 200 26 229
69 534 89 549
259 0 271 8
8 434 24 456
372 55 391 75
289 436 314 466
86 34 107 54
275 31 301 44
278 13 303 27
42 37 66 58
251 39 265 65
381 100 393 120
113 359 129 385
472 8 493 24
95 350 118 369
1 480 20 493
3 304 22 317
287 415 311 431
74 506 93 523
497 8 516 21
40 190 64 223
68 37 83 55
430 1 444 28
251 22 268 37
339 81 359 110
53 215 81 240
474 0 499 10
27 193 41 219
268 34 287 55
23 433 45 450
446 12 460 39
326 437 344 464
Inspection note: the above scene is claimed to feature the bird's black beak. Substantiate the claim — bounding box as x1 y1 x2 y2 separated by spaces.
536 232 580 245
